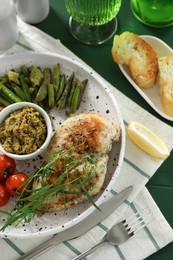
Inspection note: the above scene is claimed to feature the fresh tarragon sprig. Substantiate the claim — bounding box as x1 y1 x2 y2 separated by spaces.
0 147 98 231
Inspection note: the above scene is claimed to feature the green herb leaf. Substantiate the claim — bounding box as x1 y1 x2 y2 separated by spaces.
0 145 99 231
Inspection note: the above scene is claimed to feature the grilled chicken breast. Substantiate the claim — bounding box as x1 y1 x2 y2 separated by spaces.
33 113 120 212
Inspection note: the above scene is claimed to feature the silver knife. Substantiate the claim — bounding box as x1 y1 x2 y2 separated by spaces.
17 186 133 260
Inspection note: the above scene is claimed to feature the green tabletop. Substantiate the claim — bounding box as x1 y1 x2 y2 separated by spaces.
36 0 173 259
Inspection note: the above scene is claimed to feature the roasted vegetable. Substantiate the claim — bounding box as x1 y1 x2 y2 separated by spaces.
19 74 32 102
8 71 20 85
56 74 65 102
53 64 60 96
0 64 88 114
48 83 55 109
35 68 51 102
57 72 74 109
0 82 22 103
30 66 43 87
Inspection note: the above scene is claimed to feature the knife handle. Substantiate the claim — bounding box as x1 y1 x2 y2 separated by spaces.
17 240 55 260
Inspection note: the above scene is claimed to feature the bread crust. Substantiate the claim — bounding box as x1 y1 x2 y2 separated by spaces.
157 56 173 93
112 32 158 89
161 83 173 117
158 56 173 116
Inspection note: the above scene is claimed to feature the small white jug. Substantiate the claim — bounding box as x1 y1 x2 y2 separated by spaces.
0 0 19 50
15 0 49 24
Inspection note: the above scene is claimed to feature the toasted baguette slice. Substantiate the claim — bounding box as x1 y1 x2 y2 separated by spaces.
161 83 173 117
157 56 173 117
112 32 158 88
157 56 173 94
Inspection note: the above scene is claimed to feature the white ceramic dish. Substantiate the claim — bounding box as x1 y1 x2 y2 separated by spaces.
0 53 125 239
0 0 19 50
119 35 173 121
0 102 53 160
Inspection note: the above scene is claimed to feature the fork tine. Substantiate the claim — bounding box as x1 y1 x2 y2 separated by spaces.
125 210 149 226
133 214 154 234
123 210 153 236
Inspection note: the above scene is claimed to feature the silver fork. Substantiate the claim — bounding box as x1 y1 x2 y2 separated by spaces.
72 210 153 260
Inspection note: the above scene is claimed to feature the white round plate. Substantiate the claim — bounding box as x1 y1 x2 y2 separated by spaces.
0 53 125 239
119 35 173 121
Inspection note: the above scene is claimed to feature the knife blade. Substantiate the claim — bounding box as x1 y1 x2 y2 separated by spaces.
18 186 133 260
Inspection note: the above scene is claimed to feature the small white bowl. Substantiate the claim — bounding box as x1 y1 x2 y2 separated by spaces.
0 102 53 160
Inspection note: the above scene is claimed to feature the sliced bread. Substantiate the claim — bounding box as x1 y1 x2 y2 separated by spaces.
157 56 173 116
112 32 158 89
161 83 173 117
157 55 173 93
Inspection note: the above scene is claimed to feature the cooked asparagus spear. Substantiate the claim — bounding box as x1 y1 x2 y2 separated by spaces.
35 68 51 102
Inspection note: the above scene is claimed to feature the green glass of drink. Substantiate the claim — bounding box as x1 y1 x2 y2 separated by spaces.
131 0 173 27
64 0 122 45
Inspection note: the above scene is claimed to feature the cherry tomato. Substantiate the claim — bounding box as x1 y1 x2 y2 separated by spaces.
0 183 10 207
0 154 16 181
5 172 29 196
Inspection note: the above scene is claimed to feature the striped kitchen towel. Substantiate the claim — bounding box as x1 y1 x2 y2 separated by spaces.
0 18 173 260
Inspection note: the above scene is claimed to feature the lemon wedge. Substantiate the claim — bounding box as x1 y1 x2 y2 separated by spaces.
126 121 170 159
